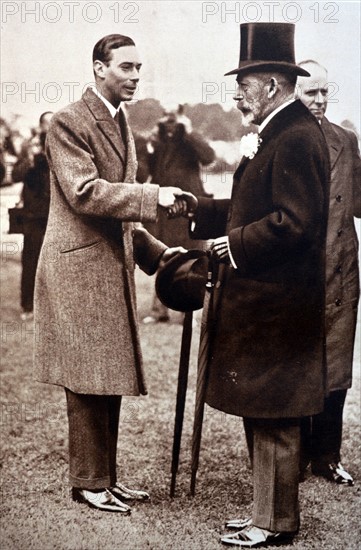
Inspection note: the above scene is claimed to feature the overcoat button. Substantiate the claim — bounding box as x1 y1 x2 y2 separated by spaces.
336 194 342 202
335 299 342 306
216 281 221 289
336 265 342 273
337 229 343 236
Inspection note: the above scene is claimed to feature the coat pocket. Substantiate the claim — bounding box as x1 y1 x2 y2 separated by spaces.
59 240 104 266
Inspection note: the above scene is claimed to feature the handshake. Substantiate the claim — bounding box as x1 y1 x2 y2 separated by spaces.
158 188 198 219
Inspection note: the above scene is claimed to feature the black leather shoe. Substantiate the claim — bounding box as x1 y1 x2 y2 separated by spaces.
72 487 131 513
109 482 150 501
311 462 354 485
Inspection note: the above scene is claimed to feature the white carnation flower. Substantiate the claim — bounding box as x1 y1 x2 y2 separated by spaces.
240 132 262 160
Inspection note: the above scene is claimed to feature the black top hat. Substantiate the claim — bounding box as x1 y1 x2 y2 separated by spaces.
155 249 208 312
225 23 310 77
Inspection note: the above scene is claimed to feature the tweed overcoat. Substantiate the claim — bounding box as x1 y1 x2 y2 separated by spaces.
192 100 330 418
321 117 361 392
34 88 167 395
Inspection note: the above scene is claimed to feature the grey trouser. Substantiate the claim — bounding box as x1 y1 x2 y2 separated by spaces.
65 389 122 490
243 418 300 533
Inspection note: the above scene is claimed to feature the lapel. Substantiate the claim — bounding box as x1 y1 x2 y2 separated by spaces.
82 88 125 163
321 117 343 170
234 154 250 182
121 107 137 183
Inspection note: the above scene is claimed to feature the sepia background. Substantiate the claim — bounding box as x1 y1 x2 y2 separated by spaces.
1 2 360 549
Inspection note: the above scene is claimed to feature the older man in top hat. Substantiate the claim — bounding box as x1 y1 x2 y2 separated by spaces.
171 23 330 546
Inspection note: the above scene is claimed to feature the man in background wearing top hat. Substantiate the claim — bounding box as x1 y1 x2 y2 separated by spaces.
171 23 330 546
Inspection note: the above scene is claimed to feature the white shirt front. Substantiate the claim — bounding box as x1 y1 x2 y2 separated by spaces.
91 86 120 118
258 98 295 134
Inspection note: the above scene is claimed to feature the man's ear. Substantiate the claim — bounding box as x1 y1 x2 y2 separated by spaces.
267 77 278 99
93 60 106 80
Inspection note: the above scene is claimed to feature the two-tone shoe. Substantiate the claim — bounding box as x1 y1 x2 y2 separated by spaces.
109 482 150 501
72 487 131 514
312 462 354 485
225 518 252 530
221 525 295 547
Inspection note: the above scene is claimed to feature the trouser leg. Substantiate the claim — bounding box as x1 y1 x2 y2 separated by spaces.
248 417 300 533
65 389 121 490
299 416 312 474
243 417 254 468
311 389 347 467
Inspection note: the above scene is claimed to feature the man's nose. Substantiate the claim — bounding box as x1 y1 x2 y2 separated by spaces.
315 91 326 104
233 86 243 101
130 68 140 80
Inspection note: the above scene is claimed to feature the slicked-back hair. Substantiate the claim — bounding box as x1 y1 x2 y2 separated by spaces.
92 34 135 66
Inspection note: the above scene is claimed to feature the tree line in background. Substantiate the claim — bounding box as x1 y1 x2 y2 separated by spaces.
126 98 359 142
127 98 255 141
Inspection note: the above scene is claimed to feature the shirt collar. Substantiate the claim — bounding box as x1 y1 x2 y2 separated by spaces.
258 99 295 134
91 86 120 118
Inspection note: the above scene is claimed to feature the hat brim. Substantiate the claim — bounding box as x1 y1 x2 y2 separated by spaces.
155 249 208 312
225 61 310 77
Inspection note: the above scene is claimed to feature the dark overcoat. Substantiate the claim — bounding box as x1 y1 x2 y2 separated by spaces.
192 100 330 418
321 117 361 392
34 88 167 395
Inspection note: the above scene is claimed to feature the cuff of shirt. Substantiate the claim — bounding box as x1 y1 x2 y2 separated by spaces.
228 240 237 269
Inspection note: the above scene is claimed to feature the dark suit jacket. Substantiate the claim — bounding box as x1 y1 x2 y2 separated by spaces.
193 100 330 418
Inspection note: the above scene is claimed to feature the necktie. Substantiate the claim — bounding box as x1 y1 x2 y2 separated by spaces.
114 110 126 158
114 110 120 126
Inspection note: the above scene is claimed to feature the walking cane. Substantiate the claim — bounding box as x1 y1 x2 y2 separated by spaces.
190 252 218 496
170 309 194 497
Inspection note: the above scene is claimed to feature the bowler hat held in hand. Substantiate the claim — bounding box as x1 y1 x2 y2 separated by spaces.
155 249 208 312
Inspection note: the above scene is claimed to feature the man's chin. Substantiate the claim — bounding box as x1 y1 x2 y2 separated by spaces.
239 111 254 128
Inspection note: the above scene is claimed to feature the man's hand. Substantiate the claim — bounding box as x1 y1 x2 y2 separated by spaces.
211 236 230 264
158 187 183 208
167 191 198 219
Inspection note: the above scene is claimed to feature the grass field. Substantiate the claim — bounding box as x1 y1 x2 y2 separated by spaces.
1 182 360 549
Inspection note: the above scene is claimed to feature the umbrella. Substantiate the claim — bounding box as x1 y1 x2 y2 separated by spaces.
190 253 219 496
170 309 194 497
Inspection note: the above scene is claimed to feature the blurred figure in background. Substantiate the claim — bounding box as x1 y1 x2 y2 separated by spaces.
297 60 361 485
0 118 18 186
12 112 53 321
142 105 215 323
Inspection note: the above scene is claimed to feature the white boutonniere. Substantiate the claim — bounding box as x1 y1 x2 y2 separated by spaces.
240 132 262 159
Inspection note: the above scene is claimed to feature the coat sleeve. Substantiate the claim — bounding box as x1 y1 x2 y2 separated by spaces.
46 110 159 223
228 131 329 275
132 224 168 275
190 197 230 239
